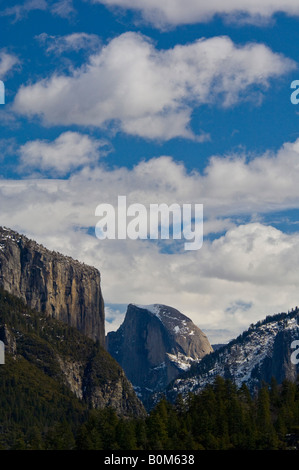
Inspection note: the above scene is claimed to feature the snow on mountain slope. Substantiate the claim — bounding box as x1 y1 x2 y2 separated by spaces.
169 308 299 399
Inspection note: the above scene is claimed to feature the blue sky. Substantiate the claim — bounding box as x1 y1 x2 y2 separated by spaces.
1 0 299 343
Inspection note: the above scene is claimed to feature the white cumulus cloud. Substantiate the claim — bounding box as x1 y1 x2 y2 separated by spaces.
13 33 296 140
92 0 299 27
18 131 109 176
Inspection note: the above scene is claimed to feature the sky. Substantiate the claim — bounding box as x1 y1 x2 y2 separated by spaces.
1 0 299 343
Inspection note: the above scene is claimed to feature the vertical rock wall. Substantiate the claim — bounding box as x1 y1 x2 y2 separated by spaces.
0 227 105 345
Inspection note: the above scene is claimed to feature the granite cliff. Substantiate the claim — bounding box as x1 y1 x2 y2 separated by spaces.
106 303 213 405
0 227 104 345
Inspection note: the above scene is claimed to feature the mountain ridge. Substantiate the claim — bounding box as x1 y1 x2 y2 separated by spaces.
166 307 299 402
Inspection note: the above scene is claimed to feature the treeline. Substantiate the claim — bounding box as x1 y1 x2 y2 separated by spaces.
74 376 299 451
1 375 298 450
185 308 299 381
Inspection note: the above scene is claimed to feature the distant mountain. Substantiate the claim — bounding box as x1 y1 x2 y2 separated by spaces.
0 226 105 344
106 303 213 405
167 308 299 402
211 343 228 351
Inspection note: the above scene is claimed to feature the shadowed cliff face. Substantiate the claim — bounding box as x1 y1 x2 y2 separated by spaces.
0 227 105 345
106 303 213 404
0 289 146 418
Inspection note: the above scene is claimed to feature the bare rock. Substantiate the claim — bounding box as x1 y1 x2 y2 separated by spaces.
0 227 105 345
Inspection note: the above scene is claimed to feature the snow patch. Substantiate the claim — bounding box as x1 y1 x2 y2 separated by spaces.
134 304 162 320
167 352 197 371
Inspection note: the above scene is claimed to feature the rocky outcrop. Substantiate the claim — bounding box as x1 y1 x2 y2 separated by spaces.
82 350 146 416
0 324 17 356
55 349 145 417
0 288 145 417
0 227 105 345
106 303 213 404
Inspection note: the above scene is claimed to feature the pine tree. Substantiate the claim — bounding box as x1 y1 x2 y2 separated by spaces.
256 385 279 449
45 421 76 450
116 419 138 450
146 400 169 449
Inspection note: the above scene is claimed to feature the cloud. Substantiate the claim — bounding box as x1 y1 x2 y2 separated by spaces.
50 0 76 18
199 223 299 285
36 32 101 55
18 131 110 177
0 138 18 159
105 304 127 333
2 137 299 340
0 0 75 22
200 139 299 217
8 135 299 230
0 0 48 22
0 51 20 78
13 32 296 140
92 0 299 28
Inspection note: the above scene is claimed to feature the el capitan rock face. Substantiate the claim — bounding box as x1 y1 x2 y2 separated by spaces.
0 227 105 345
106 303 213 404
